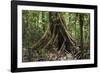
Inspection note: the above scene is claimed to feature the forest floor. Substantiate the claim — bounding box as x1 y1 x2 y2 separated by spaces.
22 47 81 62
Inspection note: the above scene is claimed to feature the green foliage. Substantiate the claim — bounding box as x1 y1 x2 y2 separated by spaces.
22 10 48 48
63 13 90 48
22 10 90 61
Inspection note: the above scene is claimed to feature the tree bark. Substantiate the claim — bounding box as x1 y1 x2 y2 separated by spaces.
31 12 76 56
79 14 84 59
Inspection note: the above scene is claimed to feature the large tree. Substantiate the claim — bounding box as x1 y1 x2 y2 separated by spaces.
28 12 80 61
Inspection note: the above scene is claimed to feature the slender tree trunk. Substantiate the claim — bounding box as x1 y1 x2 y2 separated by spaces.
79 14 84 59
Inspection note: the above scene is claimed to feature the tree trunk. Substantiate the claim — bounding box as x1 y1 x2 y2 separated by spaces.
31 12 77 59
79 14 84 59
